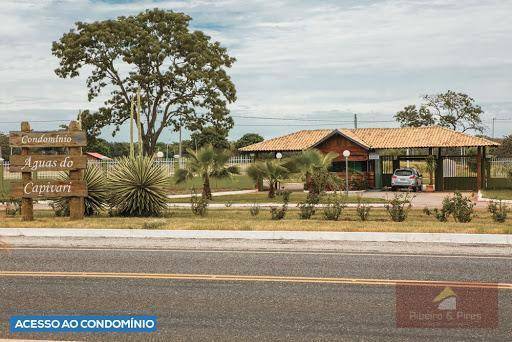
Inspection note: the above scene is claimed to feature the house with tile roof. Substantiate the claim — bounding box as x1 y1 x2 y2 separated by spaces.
239 126 499 191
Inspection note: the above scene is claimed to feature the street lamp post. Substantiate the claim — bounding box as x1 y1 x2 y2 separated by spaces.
343 150 350 196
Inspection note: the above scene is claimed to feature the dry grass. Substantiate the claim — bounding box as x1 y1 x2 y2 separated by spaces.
482 190 512 201
0 208 510 234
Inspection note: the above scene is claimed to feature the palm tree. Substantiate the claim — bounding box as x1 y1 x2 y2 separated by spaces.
287 149 339 194
247 159 290 198
175 145 239 200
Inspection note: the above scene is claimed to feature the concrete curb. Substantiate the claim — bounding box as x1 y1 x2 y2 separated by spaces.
477 190 512 204
167 203 387 208
167 189 257 199
0 228 511 245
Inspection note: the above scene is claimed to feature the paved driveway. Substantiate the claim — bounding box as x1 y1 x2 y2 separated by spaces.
360 190 484 208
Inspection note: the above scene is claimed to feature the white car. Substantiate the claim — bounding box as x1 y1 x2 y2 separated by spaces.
391 168 423 192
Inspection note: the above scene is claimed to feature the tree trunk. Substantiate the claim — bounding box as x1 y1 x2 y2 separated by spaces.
203 174 212 200
305 172 314 193
268 180 276 198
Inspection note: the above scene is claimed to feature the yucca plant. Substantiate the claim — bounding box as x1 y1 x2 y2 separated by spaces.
108 156 169 216
51 164 108 216
174 145 239 200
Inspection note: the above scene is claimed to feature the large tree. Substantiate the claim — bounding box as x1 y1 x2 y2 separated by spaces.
52 9 236 155
190 126 230 150
395 90 484 133
0 133 10 161
234 133 264 149
496 134 512 158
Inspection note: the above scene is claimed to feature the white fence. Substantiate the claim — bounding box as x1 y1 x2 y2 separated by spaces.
488 157 512 178
443 157 512 178
1 155 254 180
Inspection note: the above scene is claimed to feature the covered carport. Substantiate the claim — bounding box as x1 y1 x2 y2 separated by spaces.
364 127 499 192
239 126 499 192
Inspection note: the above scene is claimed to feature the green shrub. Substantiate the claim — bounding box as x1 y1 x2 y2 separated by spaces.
108 156 169 217
270 192 289 220
424 206 449 222
306 192 321 204
488 200 509 223
4 199 20 217
424 192 474 223
270 204 287 220
277 190 291 202
191 192 209 217
224 201 233 208
356 200 371 221
448 192 474 223
350 172 368 191
249 203 260 217
323 194 346 221
51 164 108 217
385 193 413 222
297 202 316 219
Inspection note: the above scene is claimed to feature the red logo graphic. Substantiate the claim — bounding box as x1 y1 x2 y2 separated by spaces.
396 284 498 328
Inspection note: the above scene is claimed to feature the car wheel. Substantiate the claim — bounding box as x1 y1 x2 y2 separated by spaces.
391 186 397 192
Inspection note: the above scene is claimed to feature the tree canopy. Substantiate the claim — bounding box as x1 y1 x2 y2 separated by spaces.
235 133 264 149
190 126 230 150
496 134 512 158
394 91 484 133
0 133 10 161
52 9 236 155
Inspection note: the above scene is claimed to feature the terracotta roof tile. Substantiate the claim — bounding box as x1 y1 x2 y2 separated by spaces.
238 126 498 152
238 129 332 152
352 126 498 149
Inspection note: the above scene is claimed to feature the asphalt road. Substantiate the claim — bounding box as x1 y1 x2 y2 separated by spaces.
0 244 511 341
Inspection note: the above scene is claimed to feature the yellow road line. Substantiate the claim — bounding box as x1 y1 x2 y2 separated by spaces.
0 271 511 290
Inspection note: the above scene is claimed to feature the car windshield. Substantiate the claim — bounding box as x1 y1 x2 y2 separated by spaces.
395 169 413 176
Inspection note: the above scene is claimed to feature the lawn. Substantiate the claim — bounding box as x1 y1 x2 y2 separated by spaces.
482 190 512 201
167 175 255 194
0 208 510 234
169 192 386 204
0 179 12 200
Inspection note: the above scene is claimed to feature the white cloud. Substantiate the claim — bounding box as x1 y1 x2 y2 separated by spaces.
0 0 511 138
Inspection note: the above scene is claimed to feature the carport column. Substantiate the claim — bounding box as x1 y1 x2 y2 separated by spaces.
476 147 482 191
375 158 382 189
435 148 444 191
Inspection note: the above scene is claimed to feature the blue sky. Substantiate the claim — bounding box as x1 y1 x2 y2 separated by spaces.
0 0 511 142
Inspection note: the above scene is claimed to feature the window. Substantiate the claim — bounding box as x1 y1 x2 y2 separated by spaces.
329 161 367 172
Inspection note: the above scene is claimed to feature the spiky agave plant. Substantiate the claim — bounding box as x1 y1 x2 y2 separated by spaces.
108 156 169 216
51 164 108 216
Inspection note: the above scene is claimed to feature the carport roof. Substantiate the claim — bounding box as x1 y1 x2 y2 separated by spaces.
238 126 499 152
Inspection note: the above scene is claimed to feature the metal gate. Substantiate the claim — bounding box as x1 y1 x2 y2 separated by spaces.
443 157 477 191
380 156 394 187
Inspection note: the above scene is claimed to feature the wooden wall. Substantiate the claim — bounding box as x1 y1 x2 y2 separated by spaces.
315 134 375 188
316 134 368 161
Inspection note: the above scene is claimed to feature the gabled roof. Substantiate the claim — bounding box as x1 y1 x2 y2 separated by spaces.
238 126 499 152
